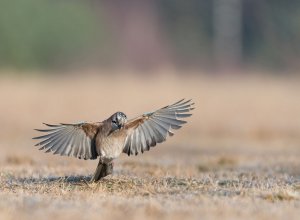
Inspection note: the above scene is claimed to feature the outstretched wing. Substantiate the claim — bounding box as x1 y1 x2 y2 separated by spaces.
33 122 100 160
123 99 194 156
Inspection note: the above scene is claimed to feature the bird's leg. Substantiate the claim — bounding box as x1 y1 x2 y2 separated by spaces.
91 160 114 182
100 161 114 178
91 159 104 182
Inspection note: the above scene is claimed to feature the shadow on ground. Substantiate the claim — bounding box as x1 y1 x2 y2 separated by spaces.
15 175 93 185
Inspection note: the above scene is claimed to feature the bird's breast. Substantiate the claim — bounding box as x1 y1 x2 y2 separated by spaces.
96 130 127 160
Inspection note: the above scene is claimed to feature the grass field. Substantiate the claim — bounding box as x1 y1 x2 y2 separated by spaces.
0 70 299 220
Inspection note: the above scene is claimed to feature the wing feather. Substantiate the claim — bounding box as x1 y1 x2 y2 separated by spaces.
138 126 147 153
70 130 80 157
140 124 153 149
33 122 99 160
145 123 157 147
123 99 194 156
130 132 136 155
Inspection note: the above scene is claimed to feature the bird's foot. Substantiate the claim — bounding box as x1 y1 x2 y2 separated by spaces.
91 162 114 183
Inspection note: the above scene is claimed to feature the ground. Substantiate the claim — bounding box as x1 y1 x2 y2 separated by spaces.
0 71 299 220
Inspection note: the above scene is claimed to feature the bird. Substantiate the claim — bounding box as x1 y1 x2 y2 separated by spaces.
33 99 194 182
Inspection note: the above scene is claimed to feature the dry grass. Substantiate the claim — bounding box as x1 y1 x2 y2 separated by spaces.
0 70 299 220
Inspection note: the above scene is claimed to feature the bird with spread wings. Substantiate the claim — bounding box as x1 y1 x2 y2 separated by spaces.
33 99 194 182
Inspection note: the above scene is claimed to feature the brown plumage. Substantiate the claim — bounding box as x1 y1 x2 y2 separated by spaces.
33 99 194 182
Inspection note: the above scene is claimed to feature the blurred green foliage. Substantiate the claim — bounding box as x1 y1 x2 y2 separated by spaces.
242 0 300 69
159 0 300 69
1 0 300 70
159 1 213 66
0 0 103 69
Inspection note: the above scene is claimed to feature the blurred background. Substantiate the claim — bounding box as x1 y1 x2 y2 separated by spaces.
1 0 300 71
0 0 299 171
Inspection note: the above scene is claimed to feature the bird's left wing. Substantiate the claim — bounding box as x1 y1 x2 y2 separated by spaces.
123 99 194 156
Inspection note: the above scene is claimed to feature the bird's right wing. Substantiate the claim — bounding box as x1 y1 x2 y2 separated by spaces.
33 122 101 160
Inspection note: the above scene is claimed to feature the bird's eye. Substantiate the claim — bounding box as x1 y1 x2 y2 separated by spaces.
112 120 117 124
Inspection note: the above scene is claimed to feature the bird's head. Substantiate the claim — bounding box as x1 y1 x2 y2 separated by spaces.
110 112 127 131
